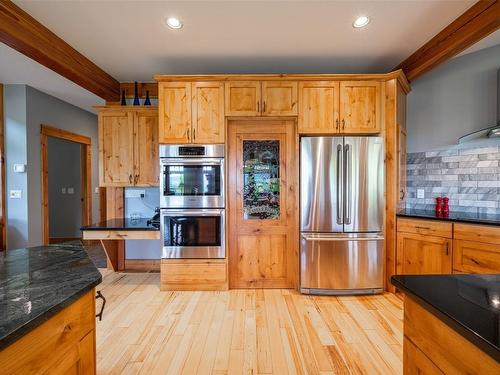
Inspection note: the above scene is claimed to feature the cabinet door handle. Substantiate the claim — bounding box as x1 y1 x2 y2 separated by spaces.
336 119 339 131
187 129 190 142
263 101 266 113
400 189 405 200
193 128 196 141
257 101 260 113
135 174 139 185
129 174 132 184
342 119 345 130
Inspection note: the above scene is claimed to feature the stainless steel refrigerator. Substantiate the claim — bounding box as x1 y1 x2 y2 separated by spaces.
300 136 384 295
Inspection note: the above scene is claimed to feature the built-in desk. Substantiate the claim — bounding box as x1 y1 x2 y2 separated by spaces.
81 218 160 271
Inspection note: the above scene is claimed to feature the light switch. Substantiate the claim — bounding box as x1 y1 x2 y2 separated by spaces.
94 187 99 194
417 189 425 199
67 187 74 194
13 164 26 173
61 188 66 194
9 190 22 199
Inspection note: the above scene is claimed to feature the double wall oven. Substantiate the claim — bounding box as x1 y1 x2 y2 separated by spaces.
160 145 225 259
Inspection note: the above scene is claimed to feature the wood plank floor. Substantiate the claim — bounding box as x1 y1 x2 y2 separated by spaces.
96 271 403 374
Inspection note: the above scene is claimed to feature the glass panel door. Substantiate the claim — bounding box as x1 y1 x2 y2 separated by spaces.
242 140 280 220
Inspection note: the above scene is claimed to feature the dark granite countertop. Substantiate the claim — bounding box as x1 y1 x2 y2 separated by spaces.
0 243 102 350
397 208 500 226
391 274 500 362
81 218 159 231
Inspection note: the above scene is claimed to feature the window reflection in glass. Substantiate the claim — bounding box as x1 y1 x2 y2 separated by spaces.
243 140 280 220
164 165 220 196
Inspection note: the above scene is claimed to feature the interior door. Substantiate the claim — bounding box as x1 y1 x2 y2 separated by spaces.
228 120 298 288
343 136 384 233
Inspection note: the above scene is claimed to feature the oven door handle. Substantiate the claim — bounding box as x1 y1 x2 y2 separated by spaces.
160 158 223 166
161 209 223 216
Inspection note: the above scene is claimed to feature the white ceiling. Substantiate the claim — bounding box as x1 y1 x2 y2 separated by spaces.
0 43 104 113
14 0 475 82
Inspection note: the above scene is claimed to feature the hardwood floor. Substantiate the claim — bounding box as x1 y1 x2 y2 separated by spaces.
96 271 403 374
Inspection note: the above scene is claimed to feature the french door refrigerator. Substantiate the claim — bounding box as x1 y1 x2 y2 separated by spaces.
300 136 384 295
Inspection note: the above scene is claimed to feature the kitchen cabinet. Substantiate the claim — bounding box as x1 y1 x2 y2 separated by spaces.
397 125 407 209
160 82 225 144
98 106 159 187
298 80 381 134
339 81 381 133
397 232 452 275
99 109 135 186
192 82 225 143
160 259 227 291
158 82 192 143
225 81 298 117
298 81 340 133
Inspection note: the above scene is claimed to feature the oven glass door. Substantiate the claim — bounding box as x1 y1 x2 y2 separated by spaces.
161 209 225 259
160 159 224 208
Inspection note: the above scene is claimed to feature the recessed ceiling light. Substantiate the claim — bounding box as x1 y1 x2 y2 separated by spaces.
353 15 370 28
166 17 182 29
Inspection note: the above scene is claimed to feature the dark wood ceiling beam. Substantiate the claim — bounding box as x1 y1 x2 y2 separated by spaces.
394 0 500 82
0 1 120 101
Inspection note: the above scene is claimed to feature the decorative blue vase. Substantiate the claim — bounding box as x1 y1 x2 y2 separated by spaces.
133 82 140 106
143 90 152 106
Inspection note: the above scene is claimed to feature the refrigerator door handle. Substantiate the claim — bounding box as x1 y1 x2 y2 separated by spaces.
336 144 343 224
344 144 351 225
302 234 384 241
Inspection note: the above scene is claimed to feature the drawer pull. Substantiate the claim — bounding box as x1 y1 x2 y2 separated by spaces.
415 226 431 230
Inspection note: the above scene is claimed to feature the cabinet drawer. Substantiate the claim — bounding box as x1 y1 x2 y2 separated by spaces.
397 218 452 238
454 223 500 245
161 259 227 291
453 239 500 274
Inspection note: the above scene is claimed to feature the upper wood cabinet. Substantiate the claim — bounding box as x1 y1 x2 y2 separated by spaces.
99 109 135 186
160 82 224 144
158 82 191 144
225 81 261 116
397 124 407 210
98 107 159 187
261 81 298 116
225 81 298 117
192 82 225 144
298 81 339 133
339 81 381 133
134 110 159 186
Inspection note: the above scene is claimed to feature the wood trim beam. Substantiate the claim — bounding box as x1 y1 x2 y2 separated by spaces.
41 124 91 145
394 1 500 82
0 1 120 101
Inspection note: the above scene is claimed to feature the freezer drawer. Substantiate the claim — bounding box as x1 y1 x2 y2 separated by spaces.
300 233 383 295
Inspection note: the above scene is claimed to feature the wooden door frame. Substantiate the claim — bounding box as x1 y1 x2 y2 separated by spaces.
0 83 5 251
40 124 92 245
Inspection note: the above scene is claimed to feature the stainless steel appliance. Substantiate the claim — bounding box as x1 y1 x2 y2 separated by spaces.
159 144 224 209
160 208 225 259
300 136 384 295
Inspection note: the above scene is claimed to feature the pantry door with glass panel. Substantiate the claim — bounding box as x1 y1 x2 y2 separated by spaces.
227 119 298 288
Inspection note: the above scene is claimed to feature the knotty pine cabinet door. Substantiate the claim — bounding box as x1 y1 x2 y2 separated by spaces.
224 81 261 116
192 82 225 143
397 232 452 275
159 82 192 143
339 81 381 133
261 81 298 116
99 110 135 186
134 110 159 186
298 81 340 134
453 239 500 274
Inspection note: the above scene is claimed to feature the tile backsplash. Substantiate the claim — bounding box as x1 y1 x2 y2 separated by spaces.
406 141 500 214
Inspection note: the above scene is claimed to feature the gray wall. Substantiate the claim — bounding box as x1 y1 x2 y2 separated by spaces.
3 85 99 249
407 44 500 153
4 85 28 249
48 137 82 238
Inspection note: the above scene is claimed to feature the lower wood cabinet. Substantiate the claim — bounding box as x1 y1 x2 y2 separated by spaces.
397 232 452 275
160 259 227 291
0 290 96 375
404 337 443 375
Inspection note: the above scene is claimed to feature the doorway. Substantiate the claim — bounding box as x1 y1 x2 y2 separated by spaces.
227 119 298 288
41 125 91 245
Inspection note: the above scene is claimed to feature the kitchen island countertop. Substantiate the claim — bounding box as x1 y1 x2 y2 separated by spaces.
0 243 101 350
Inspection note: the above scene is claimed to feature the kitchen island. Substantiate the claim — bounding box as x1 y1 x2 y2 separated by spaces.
392 274 500 373
0 243 102 374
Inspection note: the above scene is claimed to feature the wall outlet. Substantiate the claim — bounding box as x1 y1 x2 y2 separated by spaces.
125 189 146 198
417 189 425 199
67 187 74 194
9 190 22 199
94 187 99 194
13 164 26 173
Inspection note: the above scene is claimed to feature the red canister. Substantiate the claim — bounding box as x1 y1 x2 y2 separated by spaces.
442 197 449 217
435 197 443 216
